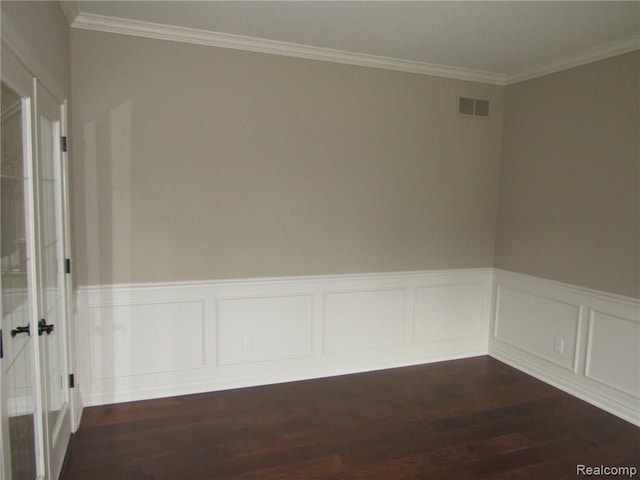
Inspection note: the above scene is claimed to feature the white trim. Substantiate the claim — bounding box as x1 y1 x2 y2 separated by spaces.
70 13 506 85
83 351 489 407
80 267 494 294
492 268 639 306
505 35 640 85
70 12 640 86
505 35 640 84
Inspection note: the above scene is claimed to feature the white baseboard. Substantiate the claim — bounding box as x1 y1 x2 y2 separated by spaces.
490 269 640 426
77 269 493 406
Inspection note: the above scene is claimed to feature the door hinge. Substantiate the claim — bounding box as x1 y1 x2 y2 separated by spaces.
61 136 68 153
65 258 71 274
69 373 75 389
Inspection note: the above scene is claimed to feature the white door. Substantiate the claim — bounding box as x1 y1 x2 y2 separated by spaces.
1 51 41 480
34 82 71 480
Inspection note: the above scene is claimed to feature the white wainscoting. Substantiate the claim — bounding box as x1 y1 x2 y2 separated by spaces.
490 269 640 426
76 269 492 406
323 288 406 354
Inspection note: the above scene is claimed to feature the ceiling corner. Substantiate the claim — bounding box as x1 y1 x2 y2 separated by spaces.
505 34 640 85
59 0 79 26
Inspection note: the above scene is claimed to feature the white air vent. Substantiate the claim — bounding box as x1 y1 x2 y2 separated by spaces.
459 97 490 117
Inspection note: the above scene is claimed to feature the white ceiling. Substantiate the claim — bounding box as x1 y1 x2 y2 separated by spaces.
68 1 640 84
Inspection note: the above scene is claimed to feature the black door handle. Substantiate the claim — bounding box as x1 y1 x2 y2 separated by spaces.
11 324 30 337
38 318 54 336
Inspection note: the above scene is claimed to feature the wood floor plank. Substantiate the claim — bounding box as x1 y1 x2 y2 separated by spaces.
236 455 346 480
61 356 639 480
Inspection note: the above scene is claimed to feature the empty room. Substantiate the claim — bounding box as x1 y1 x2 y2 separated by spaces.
1 1 638 479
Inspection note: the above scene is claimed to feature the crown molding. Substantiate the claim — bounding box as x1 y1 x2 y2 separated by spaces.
505 35 640 85
59 0 79 26
71 12 640 87
71 13 507 85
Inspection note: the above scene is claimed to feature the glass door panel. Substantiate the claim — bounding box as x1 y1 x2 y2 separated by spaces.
1 81 38 480
35 82 70 480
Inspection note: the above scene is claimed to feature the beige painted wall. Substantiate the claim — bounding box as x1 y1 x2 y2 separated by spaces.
1 1 70 99
70 29 504 286
495 51 640 298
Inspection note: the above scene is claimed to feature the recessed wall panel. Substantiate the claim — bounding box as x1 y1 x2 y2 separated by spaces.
413 283 484 343
494 286 579 370
324 289 405 353
217 294 313 365
586 311 640 397
90 300 205 378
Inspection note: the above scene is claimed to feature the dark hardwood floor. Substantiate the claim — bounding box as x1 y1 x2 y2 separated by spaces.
61 356 639 479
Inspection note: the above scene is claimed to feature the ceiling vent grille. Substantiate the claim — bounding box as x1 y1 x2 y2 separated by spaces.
459 97 490 117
